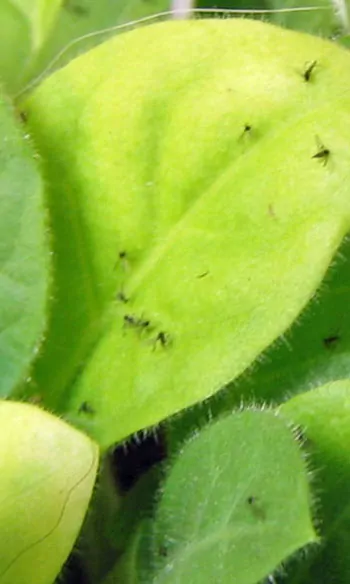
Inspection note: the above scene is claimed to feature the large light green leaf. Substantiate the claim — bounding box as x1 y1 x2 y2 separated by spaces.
280 380 350 584
0 94 49 397
23 18 350 448
0 0 62 93
112 410 316 584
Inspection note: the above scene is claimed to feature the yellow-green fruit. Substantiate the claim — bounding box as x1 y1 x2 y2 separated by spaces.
0 400 99 584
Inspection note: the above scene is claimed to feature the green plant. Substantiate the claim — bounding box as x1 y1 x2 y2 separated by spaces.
1 2 350 583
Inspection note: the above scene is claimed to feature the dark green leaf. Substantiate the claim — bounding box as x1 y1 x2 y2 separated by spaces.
0 94 49 397
280 380 350 584
151 411 316 584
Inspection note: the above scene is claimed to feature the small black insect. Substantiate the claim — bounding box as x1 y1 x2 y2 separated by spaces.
197 271 209 279
303 60 317 82
239 124 252 140
159 545 168 557
116 291 129 303
124 314 150 330
115 250 129 271
246 495 266 520
154 331 170 349
19 110 28 123
312 136 330 166
140 319 151 330
323 334 340 349
64 0 89 16
79 401 95 415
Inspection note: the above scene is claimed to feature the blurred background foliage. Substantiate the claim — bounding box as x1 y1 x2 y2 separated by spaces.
1 0 349 98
